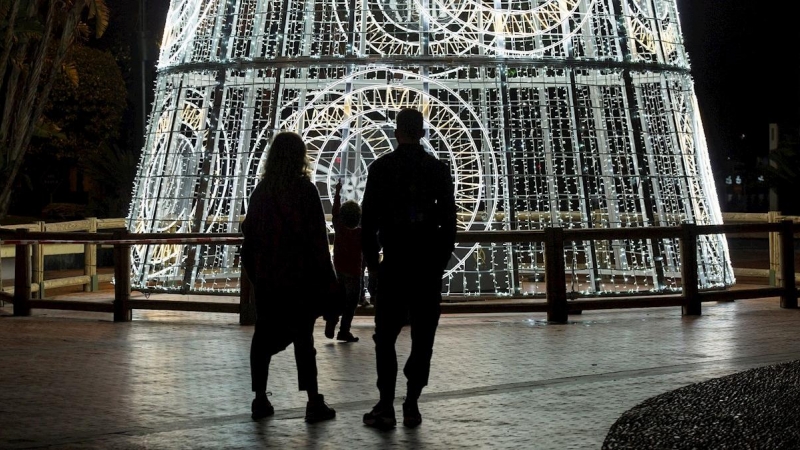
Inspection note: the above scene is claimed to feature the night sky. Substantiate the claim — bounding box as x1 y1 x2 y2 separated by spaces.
677 0 799 172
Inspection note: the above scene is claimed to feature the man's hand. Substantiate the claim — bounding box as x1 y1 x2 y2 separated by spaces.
335 180 342 193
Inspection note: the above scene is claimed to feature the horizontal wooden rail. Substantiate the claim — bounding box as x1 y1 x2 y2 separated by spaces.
29 300 114 313
129 299 239 313
698 288 785 303
2 220 797 323
0 231 244 245
42 275 91 290
439 301 548 314
699 223 783 235
734 268 771 278
4 221 797 246
568 296 684 311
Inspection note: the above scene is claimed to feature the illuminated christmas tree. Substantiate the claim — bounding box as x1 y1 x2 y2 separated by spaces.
129 0 733 295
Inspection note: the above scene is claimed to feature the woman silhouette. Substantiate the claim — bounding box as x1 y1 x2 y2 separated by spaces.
242 132 337 423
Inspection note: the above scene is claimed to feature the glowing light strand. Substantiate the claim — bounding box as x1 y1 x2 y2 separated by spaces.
128 0 734 296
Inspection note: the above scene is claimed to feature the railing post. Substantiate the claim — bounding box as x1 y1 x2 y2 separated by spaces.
13 229 31 316
113 231 132 322
768 211 780 286
239 267 256 325
680 223 700 316
85 217 97 292
0 238 3 298
780 219 797 309
32 222 44 299
544 226 568 323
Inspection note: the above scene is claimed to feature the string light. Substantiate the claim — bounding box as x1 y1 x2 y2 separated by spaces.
128 0 734 296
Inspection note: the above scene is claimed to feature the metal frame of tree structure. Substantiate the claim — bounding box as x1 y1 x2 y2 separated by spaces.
128 0 734 296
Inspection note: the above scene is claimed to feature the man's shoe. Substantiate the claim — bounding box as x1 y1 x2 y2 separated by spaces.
336 331 360 342
305 394 336 423
363 402 397 430
251 393 274 420
402 401 422 428
324 320 336 339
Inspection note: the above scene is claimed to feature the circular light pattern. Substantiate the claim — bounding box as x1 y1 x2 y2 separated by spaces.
129 0 734 295
276 68 500 278
334 0 596 56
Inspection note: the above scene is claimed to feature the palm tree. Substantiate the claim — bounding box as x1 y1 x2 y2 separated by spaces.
0 0 109 220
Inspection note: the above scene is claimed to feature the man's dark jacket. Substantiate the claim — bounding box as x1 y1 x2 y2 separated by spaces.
361 143 457 273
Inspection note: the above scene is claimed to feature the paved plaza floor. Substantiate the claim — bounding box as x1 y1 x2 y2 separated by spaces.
1 293 799 449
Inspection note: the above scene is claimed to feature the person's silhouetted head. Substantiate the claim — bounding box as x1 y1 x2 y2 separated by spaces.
261 132 310 191
340 200 362 229
394 108 425 144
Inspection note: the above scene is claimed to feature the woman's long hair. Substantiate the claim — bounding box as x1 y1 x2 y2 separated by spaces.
260 132 311 193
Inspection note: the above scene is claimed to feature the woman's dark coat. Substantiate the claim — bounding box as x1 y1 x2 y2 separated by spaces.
241 176 335 314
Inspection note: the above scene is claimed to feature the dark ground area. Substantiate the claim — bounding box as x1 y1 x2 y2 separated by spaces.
604 360 800 449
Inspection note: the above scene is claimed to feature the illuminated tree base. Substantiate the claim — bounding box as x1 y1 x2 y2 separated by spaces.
128 0 734 296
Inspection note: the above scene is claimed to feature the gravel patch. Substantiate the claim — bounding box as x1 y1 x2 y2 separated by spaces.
603 360 800 449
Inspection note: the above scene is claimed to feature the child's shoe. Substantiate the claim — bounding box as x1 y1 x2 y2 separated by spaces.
336 331 359 342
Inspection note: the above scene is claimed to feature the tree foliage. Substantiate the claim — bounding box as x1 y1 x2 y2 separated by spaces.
82 144 138 217
18 44 130 218
33 45 126 161
0 0 109 219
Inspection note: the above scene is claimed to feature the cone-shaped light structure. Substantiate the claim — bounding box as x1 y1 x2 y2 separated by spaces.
129 0 733 295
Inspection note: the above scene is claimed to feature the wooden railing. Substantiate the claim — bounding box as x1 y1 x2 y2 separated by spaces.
1 221 797 324
719 212 800 284
2 212 798 295
1 218 127 296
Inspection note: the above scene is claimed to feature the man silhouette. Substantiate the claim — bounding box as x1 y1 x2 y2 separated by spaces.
361 108 457 429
